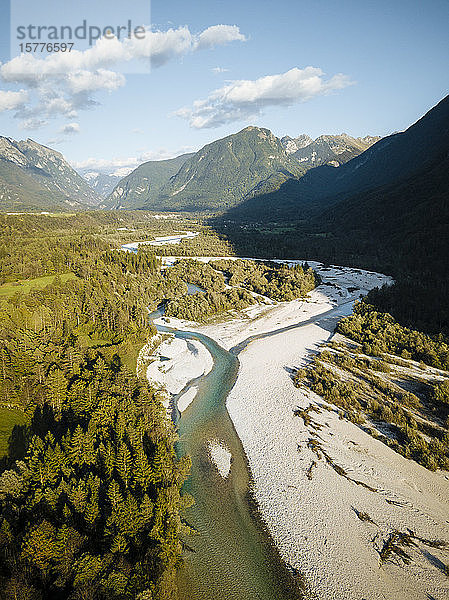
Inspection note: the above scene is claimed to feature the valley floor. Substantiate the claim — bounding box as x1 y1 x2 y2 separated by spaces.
153 263 449 600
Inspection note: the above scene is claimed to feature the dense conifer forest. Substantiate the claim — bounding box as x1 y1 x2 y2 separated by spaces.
0 213 195 599
0 212 322 598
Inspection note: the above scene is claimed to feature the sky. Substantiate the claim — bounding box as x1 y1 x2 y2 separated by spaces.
0 0 448 175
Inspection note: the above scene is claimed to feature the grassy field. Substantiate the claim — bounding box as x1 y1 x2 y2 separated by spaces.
0 407 26 457
0 272 76 298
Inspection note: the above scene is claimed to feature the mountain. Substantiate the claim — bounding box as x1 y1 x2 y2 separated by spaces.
142 126 306 212
0 137 101 211
217 96 449 333
105 154 194 210
281 133 381 168
281 134 313 154
229 95 449 220
81 171 123 198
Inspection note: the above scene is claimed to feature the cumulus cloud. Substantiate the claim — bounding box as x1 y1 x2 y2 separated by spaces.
176 66 353 128
0 25 246 129
59 122 80 135
0 89 28 112
197 25 247 49
67 69 125 94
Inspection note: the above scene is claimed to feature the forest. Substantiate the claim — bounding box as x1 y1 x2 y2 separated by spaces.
162 258 319 321
0 213 196 600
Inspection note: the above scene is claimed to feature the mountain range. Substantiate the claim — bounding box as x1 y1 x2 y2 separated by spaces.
104 129 379 212
228 94 449 221
0 97 447 231
0 129 381 214
281 133 380 168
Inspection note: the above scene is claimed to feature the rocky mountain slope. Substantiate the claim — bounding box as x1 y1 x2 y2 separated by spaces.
0 137 101 211
81 171 123 198
281 133 381 168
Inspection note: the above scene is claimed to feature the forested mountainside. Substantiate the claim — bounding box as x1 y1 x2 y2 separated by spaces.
0 138 101 211
107 130 380 213
281 133 381 168
105 154 194 210
227 95 449 221
214 96 449 334
136 127 306 211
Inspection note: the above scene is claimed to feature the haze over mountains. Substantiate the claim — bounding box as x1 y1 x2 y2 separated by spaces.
80 171 123 198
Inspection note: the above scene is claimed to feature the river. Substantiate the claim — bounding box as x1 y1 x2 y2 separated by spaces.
151 316 304 600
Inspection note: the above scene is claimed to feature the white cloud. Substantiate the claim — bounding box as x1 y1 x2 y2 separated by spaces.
20 117 48 130
0 25 246 129
59 122 80 135
176 66 353 128
197 25 247 49
71 145 197 175
0 89 28 112
212 67 229 74
67 69 125 93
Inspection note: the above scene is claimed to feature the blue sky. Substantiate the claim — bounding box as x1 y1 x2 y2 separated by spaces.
0 0 448 173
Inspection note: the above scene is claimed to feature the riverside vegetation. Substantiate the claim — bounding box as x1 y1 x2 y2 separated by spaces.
164 258 319 321
294 302 449 471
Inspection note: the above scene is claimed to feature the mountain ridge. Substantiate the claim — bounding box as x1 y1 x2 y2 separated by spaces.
281 132 381 168
0 137 101 211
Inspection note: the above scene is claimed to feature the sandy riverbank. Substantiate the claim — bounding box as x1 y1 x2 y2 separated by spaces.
143 334 213 412
226 320 449 600
154 262 391 350
151 262 449 599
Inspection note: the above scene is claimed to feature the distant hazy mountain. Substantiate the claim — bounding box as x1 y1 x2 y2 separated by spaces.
81 171 123 198
0 137 100 211
281 133 381 168
105 154 194 210
144 126 305 211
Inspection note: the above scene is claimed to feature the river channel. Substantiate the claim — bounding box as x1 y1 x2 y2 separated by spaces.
151 316 304 600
